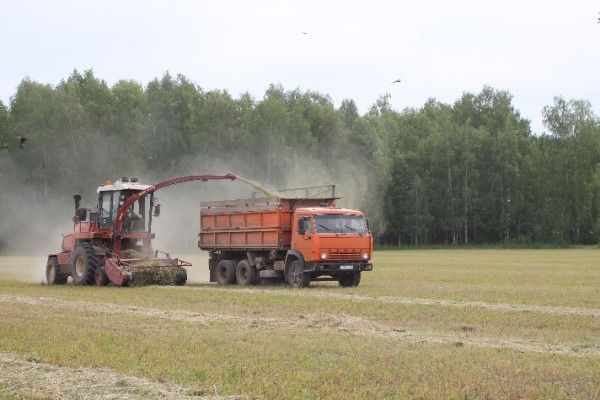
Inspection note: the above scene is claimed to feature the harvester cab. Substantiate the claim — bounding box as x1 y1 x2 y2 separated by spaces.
46 174 239 287
94 178 156 251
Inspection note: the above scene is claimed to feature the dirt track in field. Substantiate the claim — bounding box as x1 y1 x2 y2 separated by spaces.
1 294 598 358
0 352 240 400
188 286 600 318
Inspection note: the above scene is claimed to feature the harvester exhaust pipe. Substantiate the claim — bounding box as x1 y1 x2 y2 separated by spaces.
74 194 81 212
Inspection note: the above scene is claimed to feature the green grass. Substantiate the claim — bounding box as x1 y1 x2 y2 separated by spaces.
1 303 598 400
0 280 597 345
0 249 599 399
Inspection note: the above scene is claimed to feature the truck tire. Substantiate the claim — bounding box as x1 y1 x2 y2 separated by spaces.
94 267 110 286
236 260 258 285
46 257 67 285
286 260 310 288
338 271 361 287
216 260 236 285
71 242 101 285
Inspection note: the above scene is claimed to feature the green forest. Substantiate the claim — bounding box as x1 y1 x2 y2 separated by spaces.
0 70 599 246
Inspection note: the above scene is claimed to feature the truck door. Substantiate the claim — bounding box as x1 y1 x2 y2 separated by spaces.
293 216 314 261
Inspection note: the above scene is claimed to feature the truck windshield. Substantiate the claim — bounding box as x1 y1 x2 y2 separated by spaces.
314 215 367 234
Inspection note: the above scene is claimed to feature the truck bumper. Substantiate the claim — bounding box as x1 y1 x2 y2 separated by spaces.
304 262 373 273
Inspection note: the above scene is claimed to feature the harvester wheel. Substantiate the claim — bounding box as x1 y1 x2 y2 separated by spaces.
236 260 258 286
70 243 101 285
338 271 361 287
216 260 236 285
174 270 187 286
286 260 310 288
94 267 110 286
46 257 67 285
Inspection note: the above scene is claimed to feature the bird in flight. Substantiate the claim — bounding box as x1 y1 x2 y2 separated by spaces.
17 136 28 149
301 31 308 35
0 144 7 151
392 79 402 83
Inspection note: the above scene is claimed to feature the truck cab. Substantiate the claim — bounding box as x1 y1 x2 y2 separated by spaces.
289 208 372 286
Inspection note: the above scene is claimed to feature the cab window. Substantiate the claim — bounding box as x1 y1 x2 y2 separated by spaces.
99 190 120 229
101 193 112 218
314 215 367 234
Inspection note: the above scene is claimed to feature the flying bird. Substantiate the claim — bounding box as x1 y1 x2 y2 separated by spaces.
0 144 7 151
17 136 28 149
301 31 308 35
392 79 402 83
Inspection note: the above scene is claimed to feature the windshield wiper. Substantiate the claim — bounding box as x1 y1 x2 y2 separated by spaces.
343 224 363 236
317 223 339 236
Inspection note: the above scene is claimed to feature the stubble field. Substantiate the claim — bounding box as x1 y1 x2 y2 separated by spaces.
0 249 598 399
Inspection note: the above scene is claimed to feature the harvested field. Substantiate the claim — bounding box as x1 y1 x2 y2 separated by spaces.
0 352 240 400
0 249 598 399
0 293 598 357
186 286 600 317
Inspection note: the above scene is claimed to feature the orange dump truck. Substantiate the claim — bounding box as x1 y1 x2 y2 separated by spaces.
199 190 373 287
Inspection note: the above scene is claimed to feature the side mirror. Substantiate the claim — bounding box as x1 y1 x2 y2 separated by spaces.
297 218 305 235
153 204 161 217
298 218 309 235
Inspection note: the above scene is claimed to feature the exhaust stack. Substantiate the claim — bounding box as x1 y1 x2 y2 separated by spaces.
74 194 81 212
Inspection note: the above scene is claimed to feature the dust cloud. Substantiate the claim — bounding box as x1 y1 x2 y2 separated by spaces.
0 131 372 285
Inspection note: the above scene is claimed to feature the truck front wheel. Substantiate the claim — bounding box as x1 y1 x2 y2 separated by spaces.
338 271 361 287
216 260 236 285
286 260 310 288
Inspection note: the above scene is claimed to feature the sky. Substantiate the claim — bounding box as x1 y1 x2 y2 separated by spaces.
0 0 599 134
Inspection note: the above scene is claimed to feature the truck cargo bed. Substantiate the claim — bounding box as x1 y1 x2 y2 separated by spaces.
199 196 336 251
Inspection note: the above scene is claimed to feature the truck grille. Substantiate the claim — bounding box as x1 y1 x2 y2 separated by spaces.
327 250 363 260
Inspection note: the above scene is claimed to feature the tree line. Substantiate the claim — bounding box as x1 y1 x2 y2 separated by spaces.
0 70 598 246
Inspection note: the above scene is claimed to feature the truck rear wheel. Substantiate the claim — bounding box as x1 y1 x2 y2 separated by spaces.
236 260 258 285
46 257 67 285
338 271 361 287
216 260 236 285
286 260 310 288
71 243 101 285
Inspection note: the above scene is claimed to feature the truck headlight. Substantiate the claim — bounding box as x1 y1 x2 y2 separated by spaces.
321 253 327 259
362 253 369 260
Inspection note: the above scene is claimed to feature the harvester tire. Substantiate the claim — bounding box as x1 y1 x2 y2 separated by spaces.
46 257 67 285
216 260 236 285
94 267 110 286
286 260 310 288
174 270 187 286
71 243 101 285
236 260 258 286
338 271 361 287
